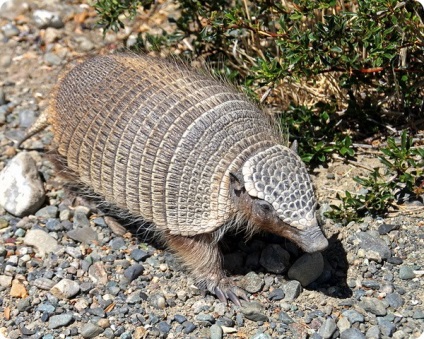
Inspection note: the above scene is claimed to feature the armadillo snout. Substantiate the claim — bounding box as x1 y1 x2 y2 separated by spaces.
296 226 328 253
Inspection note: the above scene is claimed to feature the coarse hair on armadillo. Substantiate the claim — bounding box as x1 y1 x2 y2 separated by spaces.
46 52 284 241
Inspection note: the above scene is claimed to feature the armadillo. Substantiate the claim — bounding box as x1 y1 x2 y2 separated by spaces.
23 53 328 305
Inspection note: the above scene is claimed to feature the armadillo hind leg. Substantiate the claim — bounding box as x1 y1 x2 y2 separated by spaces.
165 233 248 306
16 109 50 148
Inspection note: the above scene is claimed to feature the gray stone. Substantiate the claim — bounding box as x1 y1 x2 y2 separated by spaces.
44 52 62 66
18 109 36 128
377 317 396 337
340 328 366 339
80 323 104 338
365 325 380 338
67 227 98 244
240 302 268 322
24 229 60 257
359 297 387 316
318 318 337 339
50 279 80 299
158 321 171 334
16 298 31 312
385 292 404 309
377 223 399 235
195 313 215 326
355 232 391 262
268 288 285 301
35 206 58 219
342 310 364 324
288 252 324 286
278 311 294 324
412 309 424 319
48 313 73 329
0 275 12 287
33 277 55 290
398 266 415 280
259 244 290 273
149 293 166 309
123 264 144 282
33 10 64 29
239 271 264 293
0 152 45 217
210 324 223 339
131 248 149 261
37 303 55 313
1 23 20 38
110 237 126 250
284 280 302 301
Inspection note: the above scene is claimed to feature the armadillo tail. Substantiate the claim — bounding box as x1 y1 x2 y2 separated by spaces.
16 109 50 149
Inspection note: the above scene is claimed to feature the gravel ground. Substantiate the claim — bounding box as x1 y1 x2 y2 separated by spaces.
0 1 423 338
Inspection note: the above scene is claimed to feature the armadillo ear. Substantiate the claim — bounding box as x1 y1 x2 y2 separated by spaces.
229 172 244 193
290 140 298 153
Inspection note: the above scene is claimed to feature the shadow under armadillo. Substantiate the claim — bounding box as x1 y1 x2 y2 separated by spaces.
60 179 352 300
219 231 352 299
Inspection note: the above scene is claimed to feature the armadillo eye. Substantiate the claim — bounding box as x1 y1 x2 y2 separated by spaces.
257 200 272 212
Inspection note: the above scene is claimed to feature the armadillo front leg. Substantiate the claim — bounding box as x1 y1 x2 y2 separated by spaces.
165 233 248 306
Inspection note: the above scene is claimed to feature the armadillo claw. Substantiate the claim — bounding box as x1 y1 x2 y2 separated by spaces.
213 282 249 306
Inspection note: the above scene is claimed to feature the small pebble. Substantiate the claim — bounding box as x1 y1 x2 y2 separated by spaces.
210 324 223 339
240 271 264 293
240 302 269 322
340 328 365 339
80 323 104 338
398 266 415 280
48 313 73 329
50 279 80 299
318 318 337 339
284 280 302 301
123 264 144 282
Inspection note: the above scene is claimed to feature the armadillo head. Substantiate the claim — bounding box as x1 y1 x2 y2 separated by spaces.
238 144 328 252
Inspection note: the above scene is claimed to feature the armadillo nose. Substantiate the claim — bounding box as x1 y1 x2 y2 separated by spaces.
300 227 329 253
306 234 328 253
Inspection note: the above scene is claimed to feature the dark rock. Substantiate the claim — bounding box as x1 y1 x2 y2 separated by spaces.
288 252 324 286
131 248 149 261
377 223 399 235
183 321 196 334
174 314 187 324
158 321 171 334
123 264 144 282
268 288 285 301
259 244 290 273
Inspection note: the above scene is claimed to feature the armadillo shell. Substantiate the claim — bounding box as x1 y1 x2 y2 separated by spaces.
50 53 280 236
242 145 317 229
